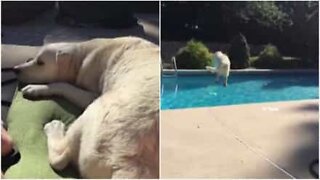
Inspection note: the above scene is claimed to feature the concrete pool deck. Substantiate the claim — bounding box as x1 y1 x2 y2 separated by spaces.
161 100 319 178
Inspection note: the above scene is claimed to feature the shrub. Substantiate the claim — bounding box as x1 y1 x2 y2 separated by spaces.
253 44 284 68
228 33 250 69
175 40 213 69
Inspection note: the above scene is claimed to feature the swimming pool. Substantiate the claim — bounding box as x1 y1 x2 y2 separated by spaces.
161 72 319 110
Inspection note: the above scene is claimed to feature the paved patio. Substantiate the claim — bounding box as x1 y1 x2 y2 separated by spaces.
161 100 319 178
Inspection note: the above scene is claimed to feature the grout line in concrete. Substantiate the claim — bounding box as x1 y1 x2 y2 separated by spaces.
208 109 296 179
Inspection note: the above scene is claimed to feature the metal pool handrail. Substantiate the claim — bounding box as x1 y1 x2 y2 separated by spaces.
161 57 179 97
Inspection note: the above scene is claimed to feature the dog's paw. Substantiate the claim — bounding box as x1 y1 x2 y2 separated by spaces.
44 120 65 140
22 84 52 98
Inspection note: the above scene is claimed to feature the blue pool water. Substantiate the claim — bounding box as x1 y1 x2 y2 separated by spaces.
161 73 319 110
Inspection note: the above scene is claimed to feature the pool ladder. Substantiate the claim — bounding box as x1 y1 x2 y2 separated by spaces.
161 56 178 77
161 57 179 97
172 57 178 77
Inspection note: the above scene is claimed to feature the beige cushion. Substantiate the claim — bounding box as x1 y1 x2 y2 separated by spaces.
2 44 40 68
1 45 40 120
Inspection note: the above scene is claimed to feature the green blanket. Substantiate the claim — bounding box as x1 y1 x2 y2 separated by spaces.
4 87 82 178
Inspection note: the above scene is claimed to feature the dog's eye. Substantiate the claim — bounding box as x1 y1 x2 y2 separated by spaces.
37 60 44 66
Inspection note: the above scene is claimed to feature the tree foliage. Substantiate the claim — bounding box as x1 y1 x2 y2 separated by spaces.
228 33 250 69
162 1 319 65
221 1 291 30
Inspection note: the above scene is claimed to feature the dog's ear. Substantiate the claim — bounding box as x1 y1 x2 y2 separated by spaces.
56 48 72 67
55 47 77 81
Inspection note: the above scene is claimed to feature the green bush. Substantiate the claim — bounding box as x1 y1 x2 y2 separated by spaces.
175 40 213 69
228 33 250 69
253 44 284 68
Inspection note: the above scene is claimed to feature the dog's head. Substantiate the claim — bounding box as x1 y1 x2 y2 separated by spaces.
14 43 78 84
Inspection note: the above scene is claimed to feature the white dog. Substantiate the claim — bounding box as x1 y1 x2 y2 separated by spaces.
14 37 159 178
213 51 230 86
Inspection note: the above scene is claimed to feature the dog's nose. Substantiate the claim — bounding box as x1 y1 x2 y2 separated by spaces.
12 67 20 74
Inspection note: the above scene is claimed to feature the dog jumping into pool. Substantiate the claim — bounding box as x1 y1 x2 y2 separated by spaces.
206 51 231 86
13 37 159 178
211 51 231 87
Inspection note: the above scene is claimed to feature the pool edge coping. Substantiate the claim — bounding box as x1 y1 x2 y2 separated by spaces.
161 99 319 111
162 68 318 75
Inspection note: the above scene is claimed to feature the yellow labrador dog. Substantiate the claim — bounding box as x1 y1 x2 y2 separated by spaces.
14 37 159 178
213 51 230 86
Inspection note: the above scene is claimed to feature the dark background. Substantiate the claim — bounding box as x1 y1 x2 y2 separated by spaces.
161 1 319 62
2 1 159 27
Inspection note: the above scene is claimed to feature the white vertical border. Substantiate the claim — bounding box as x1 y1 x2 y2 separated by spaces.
158 0 162 178
318 1 320 170
0 0 2 168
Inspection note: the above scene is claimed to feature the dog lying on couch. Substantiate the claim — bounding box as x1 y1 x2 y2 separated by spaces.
13 37 159 178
